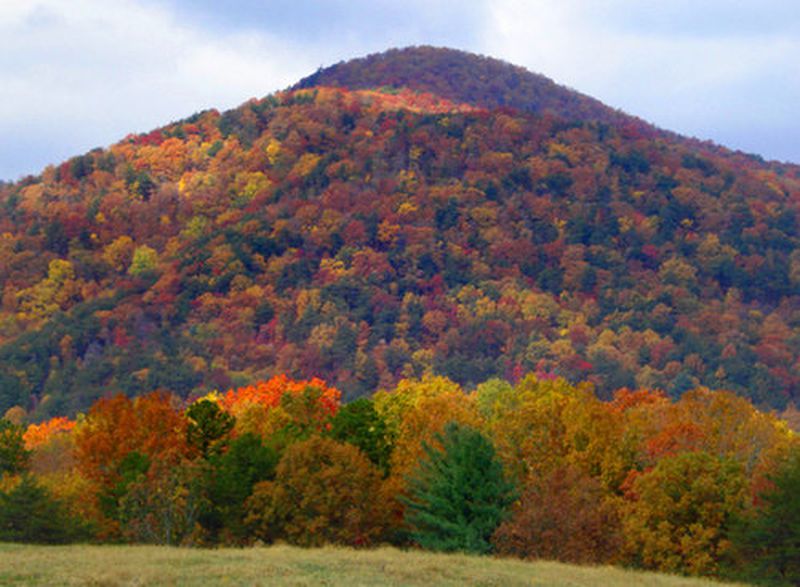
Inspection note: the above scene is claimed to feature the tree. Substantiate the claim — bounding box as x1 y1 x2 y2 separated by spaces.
221 376 340 441
621 451 747 576
73 392 190 534
102 235 135 273
484 374 626 486
245 436 386 547
186 399 235 458
473 378 514 420
15 259 82 322
0 418 29 475
202 432 278 543
732 447 800 584
374 376 478 487
26 417 77 477
118 459 207 545
128 245 158 276
0 475 91 543
326 397 392 475
493 465 622 564
402 422 516 554
74 392 189 488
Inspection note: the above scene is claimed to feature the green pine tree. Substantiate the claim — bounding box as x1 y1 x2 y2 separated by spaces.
402 422 516 554
0 475 91 543
186 399 235 458
0 418 29 475
326 398 393 475
733 447 800 585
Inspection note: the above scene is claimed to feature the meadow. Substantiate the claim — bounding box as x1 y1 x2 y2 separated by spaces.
0 543 745 586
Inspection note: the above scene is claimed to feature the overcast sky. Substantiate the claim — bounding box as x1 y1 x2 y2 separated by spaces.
1 0 799 180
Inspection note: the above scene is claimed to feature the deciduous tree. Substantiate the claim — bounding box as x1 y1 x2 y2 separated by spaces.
622 451 747 575
245 436 386 546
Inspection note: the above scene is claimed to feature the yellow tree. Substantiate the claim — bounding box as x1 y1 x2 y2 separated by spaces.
374 375 479 483
483 374 628 487
24 417 98 536
621 451 747 576
102 235 135 273
16 259 82 322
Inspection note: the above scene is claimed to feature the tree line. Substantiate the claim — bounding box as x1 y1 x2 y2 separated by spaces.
1 372 798 584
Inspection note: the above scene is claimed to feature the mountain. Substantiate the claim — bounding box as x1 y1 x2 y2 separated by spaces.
0 46 798 419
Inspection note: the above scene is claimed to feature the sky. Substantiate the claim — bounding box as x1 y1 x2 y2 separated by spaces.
1 0 799 180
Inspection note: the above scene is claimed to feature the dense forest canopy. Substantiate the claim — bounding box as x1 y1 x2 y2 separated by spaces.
0 47 798 421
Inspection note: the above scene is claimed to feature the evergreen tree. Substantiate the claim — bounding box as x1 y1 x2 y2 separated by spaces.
733 448 800 585
326 398 392 475
201 433 278 542
0 475 90 543
186 399 235 458
402 422 516 554
0 418 29 475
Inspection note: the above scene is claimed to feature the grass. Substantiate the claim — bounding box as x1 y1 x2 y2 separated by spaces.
0 543 746 586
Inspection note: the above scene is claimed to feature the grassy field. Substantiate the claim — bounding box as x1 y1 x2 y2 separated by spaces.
0 543 745 586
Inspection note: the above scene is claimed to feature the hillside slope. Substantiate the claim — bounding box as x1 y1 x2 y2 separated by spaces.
0 48 798 418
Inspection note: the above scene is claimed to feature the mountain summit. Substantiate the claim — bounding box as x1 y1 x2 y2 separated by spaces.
0 47 798 419
295 46 648 130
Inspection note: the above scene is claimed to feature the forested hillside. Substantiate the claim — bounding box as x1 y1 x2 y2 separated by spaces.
0 47 798 420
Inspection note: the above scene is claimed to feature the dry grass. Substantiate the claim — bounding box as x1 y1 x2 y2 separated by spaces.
0 543 745 586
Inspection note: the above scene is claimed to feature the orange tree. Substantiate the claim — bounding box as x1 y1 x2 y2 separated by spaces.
73 392 190 535
220 375 341 445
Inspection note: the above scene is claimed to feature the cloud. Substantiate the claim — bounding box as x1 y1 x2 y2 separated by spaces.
164 0 482 49
480 0 800 162
0 0 316 179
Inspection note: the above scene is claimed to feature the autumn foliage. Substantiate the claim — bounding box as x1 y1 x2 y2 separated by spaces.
245 436 387 547
0 50 798 425
23 417 76 450
220 375 340 417
0 47 798 582
0 370 795 582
